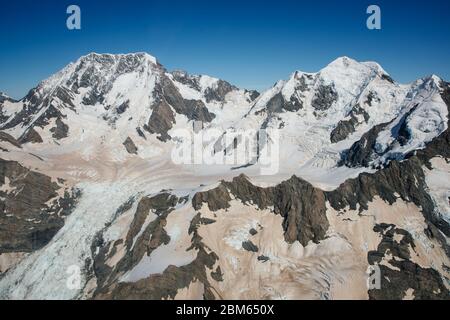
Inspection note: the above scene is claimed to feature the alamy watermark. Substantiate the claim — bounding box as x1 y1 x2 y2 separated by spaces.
170 121 280 175
367 264 381 290
66 5 81 30
367 5 381 30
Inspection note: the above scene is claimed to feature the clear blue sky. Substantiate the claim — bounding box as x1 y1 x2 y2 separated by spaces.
1 0 449 99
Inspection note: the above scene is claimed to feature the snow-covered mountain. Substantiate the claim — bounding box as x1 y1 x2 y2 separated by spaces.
0 53 449 300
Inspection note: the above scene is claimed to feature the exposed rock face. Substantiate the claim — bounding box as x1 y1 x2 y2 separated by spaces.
144 75 216 141
330 118 358 144
274 176 328 245
50 117 69 140
381 74 395 84
335 80 450 237
365 91 380 106
158 76 215 123
0 132 21 148
0 158 79 253
145 100 175 141
136 127 146 139
204 80 237 103
1 93 70 140
395 104 420 146
339 122 389 167
311 83 338 111
170 70 201 91
91 193 177 294
3 89 73 133
330 104 370 143
368 224 450 300
93 194 220 300
245 89 260 102
171 70 238 103
33 105 66 128
328 157 449 237
193 174 329 246
122 137 138 154
265 92 302 115
116 100 129 115
18 128 43 144
242 240 259 252
72 53 153 95
189 157 449 298
88 164 449 300
91 194 171 283
1 53 223 144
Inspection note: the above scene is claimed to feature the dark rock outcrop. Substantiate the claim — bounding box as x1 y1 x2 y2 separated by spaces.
136 127 146 139
365 91 380 106
245 90 260 102
264 92 302 115
123 137 138 154
192 174 329 246
144 75 216 141
368 224 449 300
3 89 72 133
92 193 181 295
339 122 389 167
171 70 238 103
19 127 43 144
93 203 220 300
330 104 370 143
170 70 201 91
158 76 215 123
50 117 69 140
204 80 237 103
242 240 259 252
0 158 80 253
0 132 21 148
335 80 450 239
145 100 175 142
116 100 129 115
381 74 395 84
312 83 338 111
328 156 449 237
390 104 420 147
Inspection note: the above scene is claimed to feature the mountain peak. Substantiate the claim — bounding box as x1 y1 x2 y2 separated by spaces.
322 56 387 75
0 92 12 103
35 51 161 97
325 56 358 69
78 52 158 65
